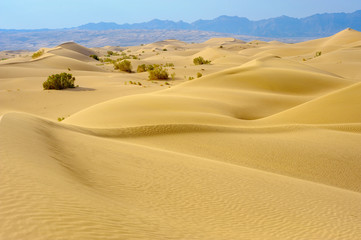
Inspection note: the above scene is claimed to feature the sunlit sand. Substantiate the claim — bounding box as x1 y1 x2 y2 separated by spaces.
1 28 361 239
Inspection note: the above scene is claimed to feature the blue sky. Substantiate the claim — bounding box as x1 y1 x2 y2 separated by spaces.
1 0 360 29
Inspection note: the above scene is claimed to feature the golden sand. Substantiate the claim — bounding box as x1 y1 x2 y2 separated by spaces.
1 29 361 239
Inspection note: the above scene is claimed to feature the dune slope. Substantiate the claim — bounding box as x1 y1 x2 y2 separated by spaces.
1 112 361 240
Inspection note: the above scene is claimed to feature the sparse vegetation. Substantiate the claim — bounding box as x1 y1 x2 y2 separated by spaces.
114 60 132 73
43 72 76 90
58 117 65 122
99 51 139 64
107 50 114 55
163 48 168 51
32 49 44 59
90 54 99 61
100 57 115 64
137 64 147 73
315 51 322 57
193 56 211 65
128 81 142 86
148 65 169 80
147 64 155 71
171 72 176 80
188 76 195 80
197 72 203 78
164 62 174 67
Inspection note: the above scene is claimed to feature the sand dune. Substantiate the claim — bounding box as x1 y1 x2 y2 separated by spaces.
1 29 361 239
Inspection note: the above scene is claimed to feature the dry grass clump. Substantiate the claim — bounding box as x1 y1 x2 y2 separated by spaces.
193 56 211 65
114 60 132 73
148 65 169 80
43 72 76 90
32 49 44 59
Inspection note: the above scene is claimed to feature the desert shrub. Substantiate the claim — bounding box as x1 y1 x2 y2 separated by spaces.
164 62 174 67
163 48 168 51
193 56 211 65
197 72 202 78
219 45 223 48
315 51 322 57
32 49 44 59
43 72 76 90
90 54 99 61
114 60 132 72
148 66 169 80
171 72 176 80
147 64 155 70
137 64 147 73
107 50 114 55
101 58 115 64
188 76 194 80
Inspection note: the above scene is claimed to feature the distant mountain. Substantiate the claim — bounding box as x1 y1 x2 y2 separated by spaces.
1 11 360 50
76 10 361 37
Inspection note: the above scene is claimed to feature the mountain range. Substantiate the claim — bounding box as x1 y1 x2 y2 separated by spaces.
1 10 361 50
76 10 361 37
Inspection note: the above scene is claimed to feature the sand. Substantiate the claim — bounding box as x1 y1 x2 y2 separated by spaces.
1 28 361 239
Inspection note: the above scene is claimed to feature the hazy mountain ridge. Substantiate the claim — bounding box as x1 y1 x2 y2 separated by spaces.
1 10 360 50
76 10 361 37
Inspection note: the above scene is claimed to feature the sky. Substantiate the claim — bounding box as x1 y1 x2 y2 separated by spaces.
1 0 361 29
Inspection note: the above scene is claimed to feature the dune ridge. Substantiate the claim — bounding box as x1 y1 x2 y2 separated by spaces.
1 29 361 239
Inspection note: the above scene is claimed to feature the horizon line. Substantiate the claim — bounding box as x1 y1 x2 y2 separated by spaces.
1 9 360 31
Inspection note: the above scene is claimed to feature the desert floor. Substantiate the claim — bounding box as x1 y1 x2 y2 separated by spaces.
1 28 361 239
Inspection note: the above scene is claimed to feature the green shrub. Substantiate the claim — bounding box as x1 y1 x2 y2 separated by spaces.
148 66 169 80
114 60 132 72
193 56 211 65
137 64 147 73
197 72 202 78
147 64 155 71
315 51 322 57
32 49 44 59
101 57 115 64
43 72 76 90
90 54 99 61
107 50 114 55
